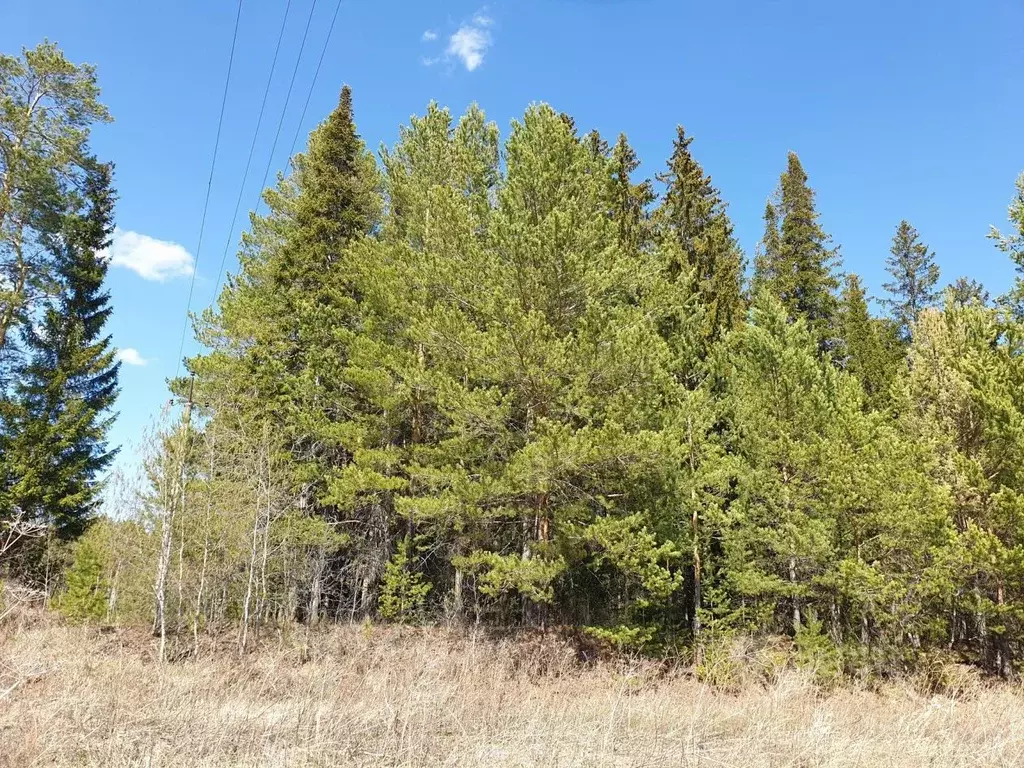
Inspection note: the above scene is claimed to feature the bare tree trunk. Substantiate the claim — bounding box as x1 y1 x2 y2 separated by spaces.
688 416 701 661
154 455 178 661
453 567 464 623
790 556 800 631
239 499 261 655
308 549 325 627
154 505 174 660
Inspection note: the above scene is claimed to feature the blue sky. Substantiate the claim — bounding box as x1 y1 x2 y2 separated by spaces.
3 0 1023 471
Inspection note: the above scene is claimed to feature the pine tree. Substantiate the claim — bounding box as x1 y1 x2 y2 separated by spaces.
195 85 379 476
655 127 744 346
900 301 1024 675
1 161 119 541
881 220 940 340
754 152 840 347
57 531 109 621
752 201 782 295
0 42 112 361
718 295 843 632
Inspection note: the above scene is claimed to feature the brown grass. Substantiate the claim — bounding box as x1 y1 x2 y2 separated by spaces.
2 613 1024 767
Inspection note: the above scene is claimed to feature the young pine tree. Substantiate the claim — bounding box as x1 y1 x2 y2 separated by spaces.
881 220 940 341
57 531 110 621
1 161 119 542
754 152 840 348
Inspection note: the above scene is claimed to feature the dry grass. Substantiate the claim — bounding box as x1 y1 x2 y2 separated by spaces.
2 613 1024 766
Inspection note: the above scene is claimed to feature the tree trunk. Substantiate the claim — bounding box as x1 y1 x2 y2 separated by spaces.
790 556 800 631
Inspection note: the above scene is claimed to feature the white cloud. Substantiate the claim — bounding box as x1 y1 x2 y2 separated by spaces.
102 227 194 281
447 12 493 71
422 29 438 42
115 347 149 367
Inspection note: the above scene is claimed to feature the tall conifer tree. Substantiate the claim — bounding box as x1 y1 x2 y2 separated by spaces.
655 127 744 346
754 152 840 347
881 220 940 341
608 133 654 254
1 161 119 540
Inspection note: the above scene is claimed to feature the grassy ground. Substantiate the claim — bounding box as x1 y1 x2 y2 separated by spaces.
2 611 1023 767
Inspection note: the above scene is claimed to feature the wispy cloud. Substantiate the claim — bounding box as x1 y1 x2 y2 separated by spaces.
102 227 194 282
447 13 493 72
422 29 438 42
115 347 149 367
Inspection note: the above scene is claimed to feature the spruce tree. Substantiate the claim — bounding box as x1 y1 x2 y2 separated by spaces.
754 152 840 347
1 161 119 540
990 172 1024 318
655 126 744 346
837 274 901 410
947 277 989 308
192 85 381 618
881 220 940 341
608 133 654 254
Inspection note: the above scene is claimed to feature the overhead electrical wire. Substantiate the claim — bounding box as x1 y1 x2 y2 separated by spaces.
205 0 295 311
206 0 324 308
174 0 245 382
286 0 345 162
249 0 319 218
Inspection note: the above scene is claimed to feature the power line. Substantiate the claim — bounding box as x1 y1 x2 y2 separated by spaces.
207 0 295 310
205 0 321 309
250 0 319 218
174 0 245 382
286 0 345 163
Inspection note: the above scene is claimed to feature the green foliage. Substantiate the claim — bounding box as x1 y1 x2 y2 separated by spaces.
882 220 940 340
0 41 112 360
1 161 118 541
990 172 1024 318
32 80 1024 683
794 614 843 687
754 152 841 348
453 551 566 605
378 542 432 622
655 126 744 349
57 530 108 622
837 274 903 409
0 43 115 577
585 624 659 652
947 277 989 308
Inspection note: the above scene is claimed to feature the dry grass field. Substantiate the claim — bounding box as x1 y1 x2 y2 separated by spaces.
2 610 1024 767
